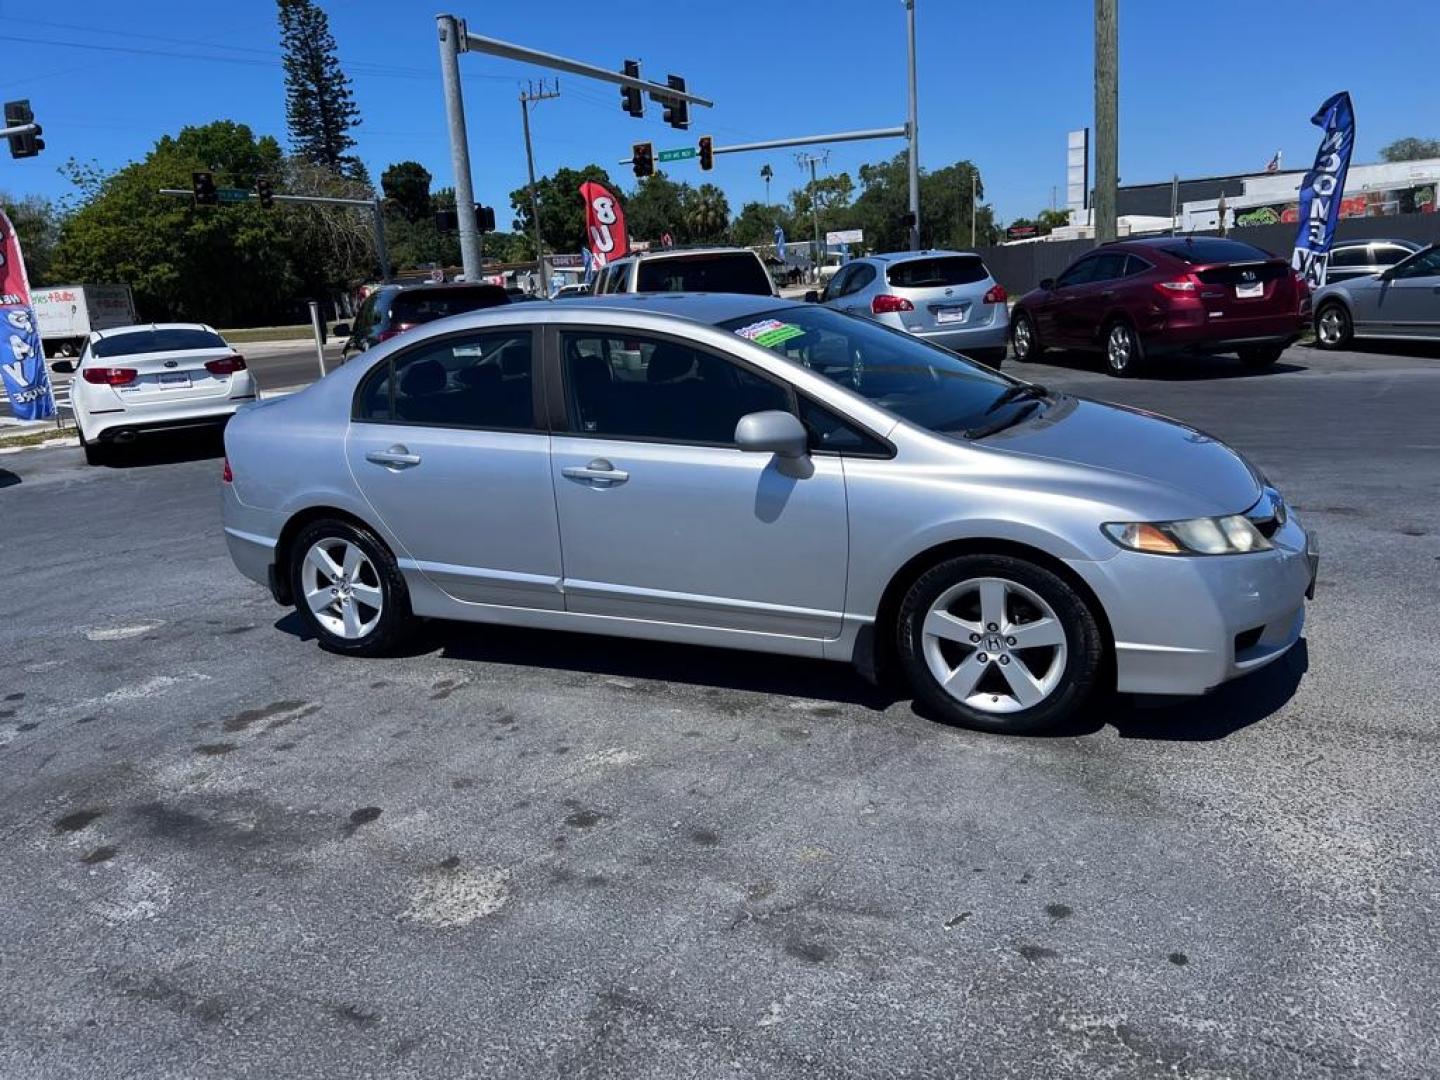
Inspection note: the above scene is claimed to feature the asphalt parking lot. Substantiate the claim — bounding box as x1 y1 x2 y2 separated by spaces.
2 341 1438 1079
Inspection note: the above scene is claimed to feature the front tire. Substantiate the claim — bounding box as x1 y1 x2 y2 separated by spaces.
1315 302 1352 350
1104 319 1145 377
290 519 414 656
897 555 1104 734
1010 311 1041 362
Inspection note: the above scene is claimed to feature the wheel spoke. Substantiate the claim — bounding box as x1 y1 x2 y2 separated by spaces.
304 586 334 615
979 580 1007 629
924 609 981 643
942 653 988 699
342 543 364 578
306 546 343 583
341 601 362 638
350 582 383 609
999 660 1047 708
1007 617 1064 649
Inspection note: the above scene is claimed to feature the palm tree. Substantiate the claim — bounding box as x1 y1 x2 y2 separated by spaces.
760 163 773 206
684 184 731 243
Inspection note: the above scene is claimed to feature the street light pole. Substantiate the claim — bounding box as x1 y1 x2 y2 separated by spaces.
1093 0 1119 243
905 0 921 251
437 14 483 280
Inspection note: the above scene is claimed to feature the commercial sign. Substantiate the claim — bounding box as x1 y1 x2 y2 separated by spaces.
825 228 863 246
1291 91 1356 288
0 208 54 421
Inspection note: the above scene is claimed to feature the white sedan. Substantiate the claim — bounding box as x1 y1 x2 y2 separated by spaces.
52 323 257 465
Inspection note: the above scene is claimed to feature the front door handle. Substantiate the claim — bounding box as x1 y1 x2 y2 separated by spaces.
562 458 629 487
366 444 422 469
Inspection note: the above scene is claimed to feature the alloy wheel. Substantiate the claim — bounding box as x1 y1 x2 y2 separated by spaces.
920 576 1067 714
1107 323 1133 373
301 538 384 640
1013 316 1033 359
1318 307 1346 346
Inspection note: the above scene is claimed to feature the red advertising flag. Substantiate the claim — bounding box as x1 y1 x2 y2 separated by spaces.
580 181 628 267
0 206 34 308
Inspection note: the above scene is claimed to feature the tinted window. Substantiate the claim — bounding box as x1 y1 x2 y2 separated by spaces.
799 396 887 455
1374 244 1416 264
1123 254 1151 277
92 328 227 357
562 332 790 444
357 330 535 429
844 263 877 295
1090 252 1129 282
821 265 853 302
389 286 508 326
1327 245 1369 268
634 253 773 295
886 255 988 288
720 306 1017 436
1056 257 1098 288
1393 247 1440 279
1158 239 1271 264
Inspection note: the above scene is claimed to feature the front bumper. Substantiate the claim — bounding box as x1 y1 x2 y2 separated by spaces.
1068 514 1316 696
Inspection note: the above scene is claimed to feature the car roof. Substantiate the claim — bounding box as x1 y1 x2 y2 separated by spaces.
617 246 762 262
93 322 216 339
535 292 796 325
865 249 985 263
392 281 507 292
1330 237 1422 248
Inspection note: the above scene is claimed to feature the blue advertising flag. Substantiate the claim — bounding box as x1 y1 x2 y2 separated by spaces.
1291 91 1356 289
774 226 786 261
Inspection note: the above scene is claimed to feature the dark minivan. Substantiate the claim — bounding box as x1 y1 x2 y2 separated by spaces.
1010 237 1309 376
338 283 509 360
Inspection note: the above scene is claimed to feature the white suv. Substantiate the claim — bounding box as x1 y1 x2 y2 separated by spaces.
593 247 777 297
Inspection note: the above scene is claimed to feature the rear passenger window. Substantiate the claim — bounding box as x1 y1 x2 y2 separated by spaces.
355 331 535 430
844 263 876 295
562 332 791 444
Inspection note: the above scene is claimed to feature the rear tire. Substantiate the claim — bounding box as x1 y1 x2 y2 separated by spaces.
1104 318 1145 377
77 422 110 467
1238 344 1284 369
289 518 414 657
896 554 1104 735
1010 311 1041 362
1315 302 1352 350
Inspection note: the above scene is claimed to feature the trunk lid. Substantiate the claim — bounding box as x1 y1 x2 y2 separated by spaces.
1195 258 1298 319
99 346 241 405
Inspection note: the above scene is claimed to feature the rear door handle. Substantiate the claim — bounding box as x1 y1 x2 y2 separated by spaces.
562 458 629 486
366 445 422 469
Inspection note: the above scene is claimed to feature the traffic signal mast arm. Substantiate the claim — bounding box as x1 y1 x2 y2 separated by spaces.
619 126 908 168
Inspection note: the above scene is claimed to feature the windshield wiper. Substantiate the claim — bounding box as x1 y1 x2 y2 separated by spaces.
984 383 1049 414
965 400 1040 439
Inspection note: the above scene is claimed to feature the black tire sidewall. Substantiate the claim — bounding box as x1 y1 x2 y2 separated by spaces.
1316 302 1351 350
896 554 1104 734
290 519 413 656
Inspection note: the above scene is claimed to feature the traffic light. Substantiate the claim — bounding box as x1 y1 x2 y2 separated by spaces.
620 59 643 118
434 207 459 233
632 142 654 179
898 211 916 230
661 74 689 130
192 170 217 206
698 135 713 172
4 100 43 159
476 205 496 233
256 175 274 209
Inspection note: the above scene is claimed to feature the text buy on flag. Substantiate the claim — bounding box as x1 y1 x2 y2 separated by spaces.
580 181 628 269
1291 91 1356 289
0 207 55 421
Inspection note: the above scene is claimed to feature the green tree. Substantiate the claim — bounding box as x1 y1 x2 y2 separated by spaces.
731 200 796 248
1379 137 1440 162
1 193 62 284
624 171 689 243
381 160 432 223
509 164 615 256
683 183 731 243
278 0 363 177
850 154 993 251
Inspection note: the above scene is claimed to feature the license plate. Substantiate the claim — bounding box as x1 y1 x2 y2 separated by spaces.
1235 281 1264 299
157 372 191 388
934 306 968 324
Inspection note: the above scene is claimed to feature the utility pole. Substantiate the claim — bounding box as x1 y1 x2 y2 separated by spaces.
904 0 921 251
1093 0 1119 244
437 15 482 279
520 80 560 294
971 169 977 247
796 151 827 283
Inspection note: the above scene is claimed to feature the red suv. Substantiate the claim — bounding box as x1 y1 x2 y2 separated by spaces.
1010 237 1309 376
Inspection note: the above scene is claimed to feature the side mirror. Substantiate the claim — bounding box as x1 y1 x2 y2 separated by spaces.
332 322 351 337
804 290 820 303
1039 277 1056 291
50 359 76 374
735 410 808 459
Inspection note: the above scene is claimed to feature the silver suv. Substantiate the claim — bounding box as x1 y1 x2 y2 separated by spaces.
593 247 777 297
814 250 1009 367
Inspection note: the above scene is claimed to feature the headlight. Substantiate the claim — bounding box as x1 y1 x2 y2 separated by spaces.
1103 514 1273 556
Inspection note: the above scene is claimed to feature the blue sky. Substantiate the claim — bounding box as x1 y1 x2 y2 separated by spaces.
0 0 1432 227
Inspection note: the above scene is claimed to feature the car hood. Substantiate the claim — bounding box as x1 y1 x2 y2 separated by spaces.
978 396 1263 516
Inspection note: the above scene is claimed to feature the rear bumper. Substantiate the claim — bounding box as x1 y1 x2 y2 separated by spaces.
221 482 283 593
906 311 1011 355
1067 514 1316 696
86 397 254 441
1145 309 1305 355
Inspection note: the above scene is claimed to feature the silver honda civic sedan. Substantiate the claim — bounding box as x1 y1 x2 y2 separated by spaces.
221 294 1317 734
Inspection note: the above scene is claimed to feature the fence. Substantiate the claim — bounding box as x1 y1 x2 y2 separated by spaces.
977 212 1440 296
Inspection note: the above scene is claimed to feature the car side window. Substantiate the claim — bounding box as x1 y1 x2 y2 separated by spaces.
798 396 887 455
1374 245 1412 265
561 331 791 445
1089 252 1128 282
1392 248 1440 279
821 266 852 302
604 263 630 293
1328 246 1366 269
1123 254 1151 277
845 263 877 295
1056 257 1097 288
355 330 536 430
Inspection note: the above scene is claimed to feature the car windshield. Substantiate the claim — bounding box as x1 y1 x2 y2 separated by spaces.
390 286 508 324
92 328 227 357
718 306 1023 435
636 254 773 295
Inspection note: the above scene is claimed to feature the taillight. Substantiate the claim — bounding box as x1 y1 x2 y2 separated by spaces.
82 367 138 385
1155 274 1200 297
376 323 416 343
871 295 915 315
221 458 233 483
982 283 1007 304
205 354 247 375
